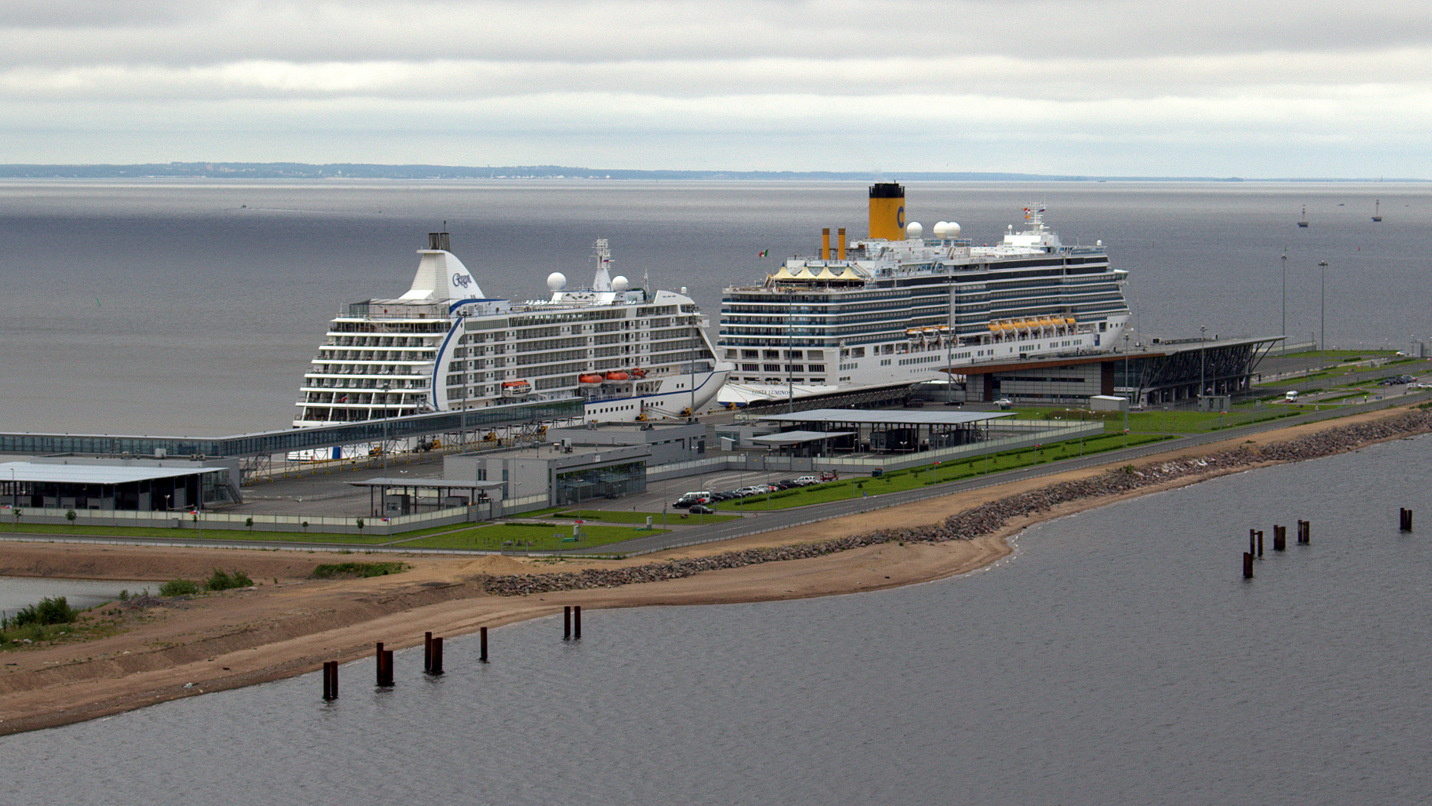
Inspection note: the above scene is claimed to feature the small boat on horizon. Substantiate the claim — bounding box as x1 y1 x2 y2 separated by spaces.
1298 206 1309 228
1373 199 1383 222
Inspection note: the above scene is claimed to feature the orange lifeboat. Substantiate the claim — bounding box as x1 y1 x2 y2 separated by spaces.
604 371 631 381
630 368 647 379
500 380 532 397
579 373 603 385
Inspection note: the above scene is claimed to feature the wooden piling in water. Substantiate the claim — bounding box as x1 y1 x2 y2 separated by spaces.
376 642 393 687
323 660 338 701
429 637 444 675
480 626 488 663
1257 530 1264 557
1243 552 1254 579
424 631 433 673
564 606 572 640
1400 508 1413 532
1273 525 1286 551
574 606 582 639
1249 528 1257 555
1298 519 1310 544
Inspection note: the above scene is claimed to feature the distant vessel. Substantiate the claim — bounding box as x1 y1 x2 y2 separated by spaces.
294 233 729 432
716 184 1130 404
1298 206 1309 228
1373 199 1383 222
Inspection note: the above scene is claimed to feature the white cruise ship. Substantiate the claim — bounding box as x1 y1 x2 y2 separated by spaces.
294 233 730 430
717 183 1130 404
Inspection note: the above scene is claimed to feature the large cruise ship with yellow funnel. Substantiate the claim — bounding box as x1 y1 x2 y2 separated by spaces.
717 183 1130 404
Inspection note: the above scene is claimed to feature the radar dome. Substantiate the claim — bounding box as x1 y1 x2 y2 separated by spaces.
905 222 923 239
612 275 629 293
946 221 961 237
546 272 567 292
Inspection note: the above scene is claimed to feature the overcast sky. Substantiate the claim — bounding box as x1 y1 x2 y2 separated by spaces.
2 0 1428 177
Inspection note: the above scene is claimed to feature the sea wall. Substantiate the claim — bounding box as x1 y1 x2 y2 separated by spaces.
480 408 1432 597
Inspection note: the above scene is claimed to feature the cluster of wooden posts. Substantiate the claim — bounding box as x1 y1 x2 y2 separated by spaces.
322 607 584 701
1242 509 1412 579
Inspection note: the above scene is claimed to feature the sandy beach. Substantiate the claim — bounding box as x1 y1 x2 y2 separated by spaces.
0 406 1425 736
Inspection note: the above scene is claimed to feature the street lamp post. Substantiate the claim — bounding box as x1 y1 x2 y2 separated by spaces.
1123 333 1131 449
1281 250 1288 343
787 288 795 414
381 382 391 471
1199 325 1207 409
1318 260 1328 373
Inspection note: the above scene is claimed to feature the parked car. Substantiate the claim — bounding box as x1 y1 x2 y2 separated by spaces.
734 485 768 497
996 398 1013 409
688 503 715 515
673 491 712 508
793 475 821 486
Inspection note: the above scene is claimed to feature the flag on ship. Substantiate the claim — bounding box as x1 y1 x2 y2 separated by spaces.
758 249 769 257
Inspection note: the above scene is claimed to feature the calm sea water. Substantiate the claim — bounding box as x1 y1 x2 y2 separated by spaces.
0 577 151 613
1 179 1428 435
3 181 1430 802
2 436 1430 804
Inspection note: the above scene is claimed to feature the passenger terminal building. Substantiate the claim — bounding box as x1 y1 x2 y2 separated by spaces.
943 335 1280 409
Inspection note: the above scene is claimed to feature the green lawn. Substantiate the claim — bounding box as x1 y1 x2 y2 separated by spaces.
725 431 1172 511
1010 405 1300 435
550 508 740 525
394 521 670 551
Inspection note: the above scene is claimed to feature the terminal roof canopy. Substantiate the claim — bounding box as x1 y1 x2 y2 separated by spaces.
756 409 1014 426
348 478 506 490
0 460 226 485
749 430 857 447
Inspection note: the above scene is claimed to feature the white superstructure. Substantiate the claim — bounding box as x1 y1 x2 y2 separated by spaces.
718 184 1130 404
295 234 730 429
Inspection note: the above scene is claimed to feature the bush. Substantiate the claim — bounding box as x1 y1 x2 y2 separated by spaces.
311 561 407 579
3 596 77 629
159 579 200 597
205 568 254 591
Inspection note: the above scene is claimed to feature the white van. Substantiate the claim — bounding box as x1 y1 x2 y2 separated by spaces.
1284 390 1299 402
673 491 712 508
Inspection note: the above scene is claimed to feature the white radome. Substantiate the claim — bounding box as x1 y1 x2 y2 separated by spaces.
546 272 567 292
905 221 923 239
612 275 629 293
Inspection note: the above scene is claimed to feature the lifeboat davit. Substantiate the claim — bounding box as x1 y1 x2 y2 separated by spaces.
579 373 603 385
604 371 631 381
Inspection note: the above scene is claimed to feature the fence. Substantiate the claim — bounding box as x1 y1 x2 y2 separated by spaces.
1 503 477 536
646 421 1102 482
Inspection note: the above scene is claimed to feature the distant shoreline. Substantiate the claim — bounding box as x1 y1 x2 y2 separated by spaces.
1 164 1425 182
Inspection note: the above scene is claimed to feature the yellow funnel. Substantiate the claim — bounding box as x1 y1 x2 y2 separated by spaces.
868 182 905 240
